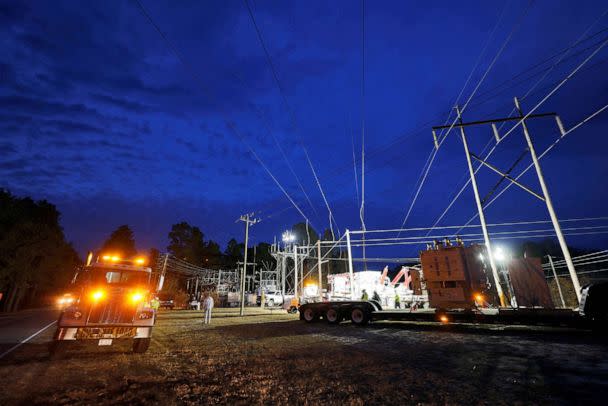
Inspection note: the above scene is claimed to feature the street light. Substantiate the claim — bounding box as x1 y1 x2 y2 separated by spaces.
493 246 516 307
282 230 299 299
493 246 507 262
282 231 295 243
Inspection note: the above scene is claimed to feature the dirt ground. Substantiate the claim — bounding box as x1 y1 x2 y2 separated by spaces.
1 308 607 405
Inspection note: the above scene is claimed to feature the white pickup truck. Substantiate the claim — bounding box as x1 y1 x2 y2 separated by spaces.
257 290 284 307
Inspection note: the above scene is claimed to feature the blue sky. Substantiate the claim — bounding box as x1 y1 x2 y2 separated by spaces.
2 0 608 258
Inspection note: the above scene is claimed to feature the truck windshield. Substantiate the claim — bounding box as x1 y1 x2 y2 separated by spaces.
91 269 150 285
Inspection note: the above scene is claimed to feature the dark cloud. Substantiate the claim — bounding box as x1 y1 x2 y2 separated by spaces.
1 0 607 258
42 119 105 135
0 142 17 153
90 93 152 114
0 94 100 118
175 137 198 151
0 158 29 170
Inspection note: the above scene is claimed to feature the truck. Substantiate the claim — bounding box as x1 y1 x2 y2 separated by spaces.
298 280 608 332
50 255 157 355
299 242 608 332
256 290 284 307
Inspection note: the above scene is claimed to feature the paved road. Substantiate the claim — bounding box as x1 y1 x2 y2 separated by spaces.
0 308 59 355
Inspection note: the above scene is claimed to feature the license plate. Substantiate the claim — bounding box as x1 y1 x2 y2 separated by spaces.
98 339 113 346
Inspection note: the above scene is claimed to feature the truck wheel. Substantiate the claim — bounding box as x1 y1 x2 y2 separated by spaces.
325 308 342 324
133 338 151 353
302 307 318 323
350 307 370 326
268 299 275 307
48 341 65 359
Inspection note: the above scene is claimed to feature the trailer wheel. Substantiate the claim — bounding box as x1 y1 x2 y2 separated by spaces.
302 307 318 323
325 308 342 324
133 338 151 353
350 307 370 326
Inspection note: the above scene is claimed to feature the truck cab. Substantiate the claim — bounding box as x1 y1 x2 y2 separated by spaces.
51 255 156 354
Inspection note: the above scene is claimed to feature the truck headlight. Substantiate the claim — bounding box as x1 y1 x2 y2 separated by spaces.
131 292 144 303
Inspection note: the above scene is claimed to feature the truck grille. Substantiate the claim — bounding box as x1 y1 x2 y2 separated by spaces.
87 289 134 324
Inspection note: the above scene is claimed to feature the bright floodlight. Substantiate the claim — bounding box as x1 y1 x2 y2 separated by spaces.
493 246 507 262
282 231 295 243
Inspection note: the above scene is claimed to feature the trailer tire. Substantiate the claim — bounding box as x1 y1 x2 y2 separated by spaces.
325 307 342 324
133 338 151 353
350 306 370 326
302 307 318 323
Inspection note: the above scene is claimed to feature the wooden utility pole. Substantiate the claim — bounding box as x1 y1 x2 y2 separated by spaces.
237 213 260 316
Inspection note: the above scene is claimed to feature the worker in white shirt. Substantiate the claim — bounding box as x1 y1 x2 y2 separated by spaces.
203 293 214 324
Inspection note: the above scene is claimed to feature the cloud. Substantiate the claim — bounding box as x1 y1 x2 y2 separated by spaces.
0 95 100 118
90 93 153 114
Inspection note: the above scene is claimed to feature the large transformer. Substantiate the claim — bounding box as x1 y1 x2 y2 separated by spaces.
420 240 492 309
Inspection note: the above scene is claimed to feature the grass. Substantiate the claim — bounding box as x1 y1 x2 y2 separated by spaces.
0 307 607 404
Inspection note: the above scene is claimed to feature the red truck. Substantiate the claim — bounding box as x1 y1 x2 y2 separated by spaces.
50 255 157 355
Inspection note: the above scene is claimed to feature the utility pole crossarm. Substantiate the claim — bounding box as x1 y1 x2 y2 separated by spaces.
431 112 557 130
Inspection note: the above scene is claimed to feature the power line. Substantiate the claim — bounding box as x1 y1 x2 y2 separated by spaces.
258 14 607 221
349 216 608 235
426 15 608 237
458 102 608 233
228 122 315 228
243 0 335 232
134 0 319 226
396 1 533 233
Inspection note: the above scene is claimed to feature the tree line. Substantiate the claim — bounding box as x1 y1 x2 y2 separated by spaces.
0 188 345 311
3 189 595 311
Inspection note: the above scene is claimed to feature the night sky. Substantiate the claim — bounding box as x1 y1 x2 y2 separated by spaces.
2 0 608 259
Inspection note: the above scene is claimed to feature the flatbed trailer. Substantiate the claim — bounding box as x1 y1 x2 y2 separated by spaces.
298 281 608 332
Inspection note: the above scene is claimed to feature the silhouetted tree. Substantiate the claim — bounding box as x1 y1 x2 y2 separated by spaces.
202 240 222 268
100 225 137 257
224 238 243 268
255 242 276 271
0 189 80 312
167 222 206 266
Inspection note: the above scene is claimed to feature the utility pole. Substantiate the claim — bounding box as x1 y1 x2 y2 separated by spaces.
237 213 260 316
514 97 581 302
281 255 286 296
317 239 323 302
432 102 575 307
455 105 507 307
345 229 355 299
547 255 566 308
294 244 299 300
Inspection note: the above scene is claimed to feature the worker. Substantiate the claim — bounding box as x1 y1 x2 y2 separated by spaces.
361 289 369 301
372 291 381 302
395 293 401 309
150 296 160 311
202 293 214 324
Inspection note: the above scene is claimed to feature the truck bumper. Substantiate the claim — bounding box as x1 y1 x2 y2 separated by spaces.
54 326 152 341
